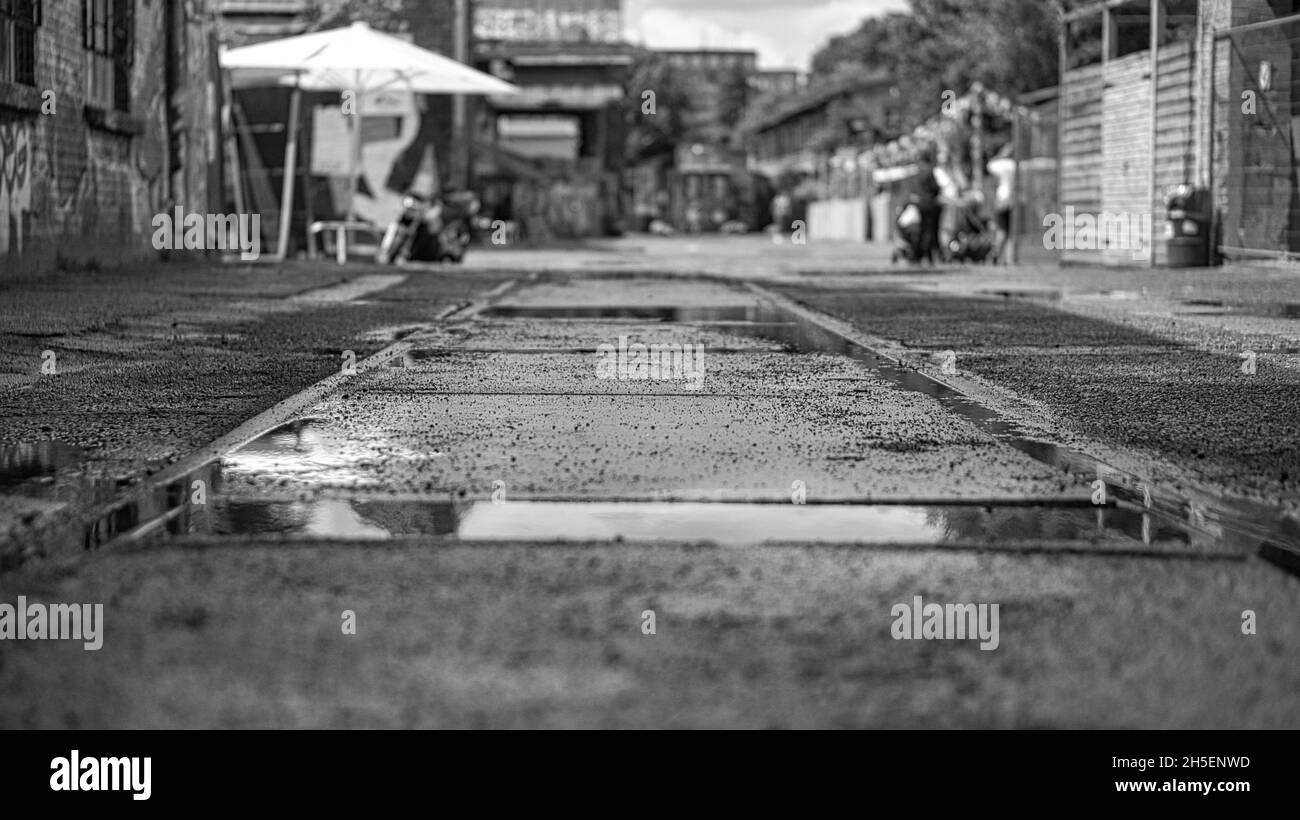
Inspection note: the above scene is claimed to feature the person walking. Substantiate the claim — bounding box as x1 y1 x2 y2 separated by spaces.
913 152 943 264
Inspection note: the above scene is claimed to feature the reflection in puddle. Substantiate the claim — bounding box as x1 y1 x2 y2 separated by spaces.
222 419 440 489
189 498 1197 548
213 499 392 540
223 420 370 485
0 440 86 489
456 501 1183 546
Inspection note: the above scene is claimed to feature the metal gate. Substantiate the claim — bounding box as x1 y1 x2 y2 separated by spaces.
1216 14 1300 259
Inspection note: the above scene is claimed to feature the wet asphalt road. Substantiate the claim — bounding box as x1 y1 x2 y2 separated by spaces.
2 261 1298 728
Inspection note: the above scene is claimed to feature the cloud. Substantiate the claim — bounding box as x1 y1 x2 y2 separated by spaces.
624 0 907 69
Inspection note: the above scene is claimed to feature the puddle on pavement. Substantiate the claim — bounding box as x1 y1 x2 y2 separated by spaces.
218 418 449 487
220 419 393 487
0 440 87 490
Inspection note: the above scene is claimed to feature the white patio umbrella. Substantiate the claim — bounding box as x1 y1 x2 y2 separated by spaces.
221 21 520 260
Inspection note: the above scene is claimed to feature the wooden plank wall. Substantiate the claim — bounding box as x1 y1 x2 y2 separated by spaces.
1059 63 1103 263
1153 41 1196 265
1100 52 1152 266
1060 40 1198 267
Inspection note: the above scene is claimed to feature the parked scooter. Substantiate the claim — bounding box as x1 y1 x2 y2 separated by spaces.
376 190 480 265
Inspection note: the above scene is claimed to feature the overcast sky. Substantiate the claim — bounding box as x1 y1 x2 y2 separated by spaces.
623 0 908 71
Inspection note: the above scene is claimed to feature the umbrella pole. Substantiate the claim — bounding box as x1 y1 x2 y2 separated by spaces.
347 70 362 222
276 73 302 262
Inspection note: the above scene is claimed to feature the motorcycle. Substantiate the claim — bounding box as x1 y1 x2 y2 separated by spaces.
376 190 480 265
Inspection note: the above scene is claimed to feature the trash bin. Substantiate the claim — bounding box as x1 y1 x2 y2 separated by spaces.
1164 184 1211 267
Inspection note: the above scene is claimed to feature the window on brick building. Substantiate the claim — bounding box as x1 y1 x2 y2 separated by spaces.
0 0 41 87
83 0 133 113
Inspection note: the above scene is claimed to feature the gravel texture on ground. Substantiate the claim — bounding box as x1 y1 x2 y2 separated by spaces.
774 286 1300 507
0 260 516 557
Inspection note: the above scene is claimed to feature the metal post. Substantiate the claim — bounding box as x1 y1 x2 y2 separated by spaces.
347 69 362 221
1149 0 1160 267
452 0 469 190
1011 108 1023 265
1057 20 1067 267
276 74 302 262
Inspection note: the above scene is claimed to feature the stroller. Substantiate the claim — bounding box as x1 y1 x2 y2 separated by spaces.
945 195 998 264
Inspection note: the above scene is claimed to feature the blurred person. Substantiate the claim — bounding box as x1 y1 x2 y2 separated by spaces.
933 144 967 255
913 151 943 264
987 145 1016 263
771 190 792 238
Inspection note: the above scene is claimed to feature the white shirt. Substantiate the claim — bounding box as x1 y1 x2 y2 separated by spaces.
988 158 1016 207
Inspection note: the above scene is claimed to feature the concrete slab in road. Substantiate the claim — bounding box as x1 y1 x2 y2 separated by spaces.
210 278 1082 503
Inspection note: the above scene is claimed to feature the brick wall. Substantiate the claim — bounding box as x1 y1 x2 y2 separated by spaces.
0 0 219 279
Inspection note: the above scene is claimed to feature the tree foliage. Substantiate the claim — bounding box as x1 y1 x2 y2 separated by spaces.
809 0 1061 130
307 0 410 32
623 53 697 161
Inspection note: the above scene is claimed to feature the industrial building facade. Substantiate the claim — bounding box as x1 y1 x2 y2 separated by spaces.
1 0 222 278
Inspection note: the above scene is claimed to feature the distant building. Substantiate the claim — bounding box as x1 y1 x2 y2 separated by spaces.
1 0 222 277
656 49 758 76
214 0 312 46
476 0 622 43
651 48 759 143
471 0 634 237
746 71 898 180
749 69 806 98
474 0 629 163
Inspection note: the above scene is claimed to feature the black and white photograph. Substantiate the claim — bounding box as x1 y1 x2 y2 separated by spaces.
0 0 1295 798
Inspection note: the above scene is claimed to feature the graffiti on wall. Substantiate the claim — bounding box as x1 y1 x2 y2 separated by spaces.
0 118 33 254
